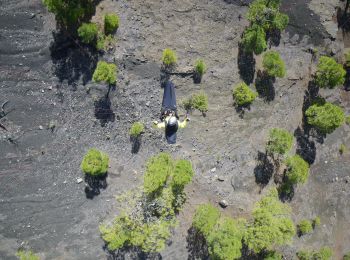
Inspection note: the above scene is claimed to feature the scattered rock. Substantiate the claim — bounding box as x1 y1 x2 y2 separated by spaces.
39 125 43 130
217 176 225 182
210 167 216 173
76 178 83 184
219 199 228 208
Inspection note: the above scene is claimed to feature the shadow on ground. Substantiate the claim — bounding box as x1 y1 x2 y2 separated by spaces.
254 151 274 189
106 246 162 260
94 96 116 127
186 226 209 260
84 174 108 199
255 70 275 102
238 44 256 85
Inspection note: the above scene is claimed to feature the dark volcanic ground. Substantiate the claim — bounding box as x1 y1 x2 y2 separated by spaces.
1 0 350 259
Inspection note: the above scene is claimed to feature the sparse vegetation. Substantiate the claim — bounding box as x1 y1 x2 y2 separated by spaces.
232 82 257 107
313 216 321 228
263 51 286 78
339 144 347 155
129 122 144 138
104 14 120 35
344 252 350 260
315 56 346 88
81 148 109 177
266 128 293 158
78 23 98 44
93 61 117 85
16 250 40 260
162 48 177 67
346 116 350 125
298 220 313 235
305 101 345 134
244 188 295 253
297 247 332 260
285 155 309 185
194 59 207 77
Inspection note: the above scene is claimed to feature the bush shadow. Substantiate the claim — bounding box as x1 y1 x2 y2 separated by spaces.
84 174 108 199
186 226 209 260
50 31 98 86
130 136 142 154
266 29 281 47
278 182 295 202
254 151 274 189
106 246 162 260
255 70 275 102
238 44 256 85
294 127 316 165
94 95 115 127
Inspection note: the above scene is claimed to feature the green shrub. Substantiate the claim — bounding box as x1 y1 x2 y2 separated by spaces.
207 217 245 260
42 0 95 27
181 97 193 111
298 220 313 235
171 160 194 191
315 56 346 88
191 91 208 113
344 252 350 260
193 204 221 237
162 48 177 67
285 155 309 185
244 188 295 253
81 148 109 176
297 247 332 260
340 144 347 155
16 250 40 260
93 61 117 85
105 14 120 35
232 82 257 107
313 216 321 228
241 24 267 55
130 122 144 137
143 153 173 194
266 128 293 157
264 251 282 260
263 51 286 78
78 23 98 44
194 59 206 77
305 102 345 134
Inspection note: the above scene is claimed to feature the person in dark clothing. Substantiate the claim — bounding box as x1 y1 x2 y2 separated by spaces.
153 81 189 144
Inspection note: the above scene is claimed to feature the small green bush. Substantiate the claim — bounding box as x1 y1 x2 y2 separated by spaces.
105 14 120 35
266 128 293 157
339 144 347 155
298 220 313 235
263 51 286 78
194 59 206 77
264 251 282 260
193 204 220 237
305 102 345 134
130 122 144 137
297 247 332 260
285 155 309 184
143 153 173 194
93 61 117 85
241 24 267 55
344 252 350 260
162 48 177 67
78 23 98 44
191 91 208 113
315 56 346 88
16 250 40 260
181 97 193 111
313 216 321 227
207 217 244 260
233 82 257 107
171 160 194 191
81 148 109 176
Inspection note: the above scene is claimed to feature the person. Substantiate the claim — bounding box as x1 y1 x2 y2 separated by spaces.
153 81 189 144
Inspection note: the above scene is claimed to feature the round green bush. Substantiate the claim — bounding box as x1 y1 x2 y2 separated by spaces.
93 61 117 85
266 128 293 156
129 122 144 137
78 23 98 44
263 51 286 78
171 160 194 191
315 56 346 88
241 24 267 55
298 220 313 235
285 155 309 185
162 49 177 67
194 59 206 77
233 82 257 107
305 102 345 134
81 148 109 176
313 216 321 227
105 14 120 35
191 91 208 113
193 204 220 237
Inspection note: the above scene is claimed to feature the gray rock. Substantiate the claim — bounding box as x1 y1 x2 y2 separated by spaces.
219 199 228 208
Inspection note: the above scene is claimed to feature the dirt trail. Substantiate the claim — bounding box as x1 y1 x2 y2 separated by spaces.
1 0 350 259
